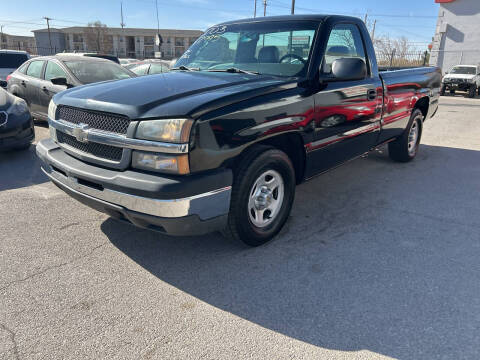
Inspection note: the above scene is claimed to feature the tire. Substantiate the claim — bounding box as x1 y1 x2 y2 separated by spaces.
450 89 456 95
440 85 446 96
223 145 296 247
478 87 480 96
388 109 423 163
468 85 476 98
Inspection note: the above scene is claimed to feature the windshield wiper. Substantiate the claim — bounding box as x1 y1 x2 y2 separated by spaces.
170 65 200 71
206 67 260 75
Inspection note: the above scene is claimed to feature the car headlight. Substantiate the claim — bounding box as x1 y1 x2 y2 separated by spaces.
132 151 189 174
48 100 57 120
135 118 193 143
468 78 476 83
7 97 29 116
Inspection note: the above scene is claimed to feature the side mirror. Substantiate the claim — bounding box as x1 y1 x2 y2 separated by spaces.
50 77 69 87
0 80 7 88
330 58 367 81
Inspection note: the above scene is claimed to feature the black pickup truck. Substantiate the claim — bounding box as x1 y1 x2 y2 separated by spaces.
36 15 442 246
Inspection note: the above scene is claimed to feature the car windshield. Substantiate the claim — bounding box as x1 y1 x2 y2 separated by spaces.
64 61 134 84
174 21 318 77
451 66 476 75
0 53 29 68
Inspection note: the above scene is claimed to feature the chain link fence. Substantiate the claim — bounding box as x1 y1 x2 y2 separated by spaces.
376 50 430 69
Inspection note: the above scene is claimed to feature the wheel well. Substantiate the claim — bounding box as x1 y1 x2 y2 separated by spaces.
234 133 306 184
414 97 429 118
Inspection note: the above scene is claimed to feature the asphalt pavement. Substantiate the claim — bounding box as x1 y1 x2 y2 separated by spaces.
1 96 480 360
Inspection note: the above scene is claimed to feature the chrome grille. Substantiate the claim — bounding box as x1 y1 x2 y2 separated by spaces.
56 106 130 134
57 131 123 162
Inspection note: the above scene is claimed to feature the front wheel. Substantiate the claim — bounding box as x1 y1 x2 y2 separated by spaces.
224 146 296 247
468 85 477 98
440 85 446 96
388 109 423 162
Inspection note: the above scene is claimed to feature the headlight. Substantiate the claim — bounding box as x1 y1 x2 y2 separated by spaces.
7 97 29 116
132 151 189 174
468 78 476 83
48 100 57 120
135 118 193 143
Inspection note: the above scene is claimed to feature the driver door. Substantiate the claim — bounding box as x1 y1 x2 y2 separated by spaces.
306 23 383 177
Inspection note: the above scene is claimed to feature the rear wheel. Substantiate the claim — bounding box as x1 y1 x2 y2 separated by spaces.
440 85 446 96
388 109 423 162
450 89 456 95
223 146 296 247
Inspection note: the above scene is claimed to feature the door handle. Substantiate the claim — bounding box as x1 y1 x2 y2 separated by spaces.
367 89 377 101
42 86 49 92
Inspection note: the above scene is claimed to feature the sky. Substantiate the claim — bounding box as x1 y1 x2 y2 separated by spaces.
0 0 439 46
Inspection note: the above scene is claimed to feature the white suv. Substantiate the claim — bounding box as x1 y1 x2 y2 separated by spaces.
441 65 480 98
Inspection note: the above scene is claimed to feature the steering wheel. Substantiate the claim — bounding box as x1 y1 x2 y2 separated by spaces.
279 53 307 64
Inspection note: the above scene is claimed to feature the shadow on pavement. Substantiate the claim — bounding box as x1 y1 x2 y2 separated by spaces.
103 144 480 359
0 143 48 191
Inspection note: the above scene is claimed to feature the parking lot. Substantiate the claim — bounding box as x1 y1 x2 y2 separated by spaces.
1 95 480 359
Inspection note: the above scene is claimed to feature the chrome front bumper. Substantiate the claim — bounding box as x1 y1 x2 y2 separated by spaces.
36 139 232 236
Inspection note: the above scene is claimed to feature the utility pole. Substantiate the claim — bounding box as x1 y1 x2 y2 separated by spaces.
0 25 4 49
254 0 257 18
291 0 295 14
263 0 267 16
364 13 368 24
43 17 53 54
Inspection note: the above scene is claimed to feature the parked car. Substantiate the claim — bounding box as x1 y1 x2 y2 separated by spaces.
0 50 30 85
37 15 441 246
119 58 138 66
56 52 120 64
129 60 170 76
441 65 480 97
7 55 135 121
0 85 34 151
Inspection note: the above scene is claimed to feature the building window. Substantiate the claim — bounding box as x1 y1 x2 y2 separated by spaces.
73 34 83 43
144 36 154 45
175 37 184 46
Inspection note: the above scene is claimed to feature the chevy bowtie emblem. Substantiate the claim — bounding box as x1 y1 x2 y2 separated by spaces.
73 123 89 143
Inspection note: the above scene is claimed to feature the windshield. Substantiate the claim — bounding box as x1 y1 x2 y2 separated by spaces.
64 61 133 84
0 53 29 68
451 66 476 75
174 21 318 77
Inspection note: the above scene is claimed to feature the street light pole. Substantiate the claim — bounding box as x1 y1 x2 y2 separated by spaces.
291 0 295 15
43 17 53 54
263 0 267 16
254 0 257 18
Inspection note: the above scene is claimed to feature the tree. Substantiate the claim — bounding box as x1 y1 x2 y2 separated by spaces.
84 21 112 54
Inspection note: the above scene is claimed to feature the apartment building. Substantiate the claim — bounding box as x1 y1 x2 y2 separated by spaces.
430 0 480 71
33 26 202 59
0 32 36 53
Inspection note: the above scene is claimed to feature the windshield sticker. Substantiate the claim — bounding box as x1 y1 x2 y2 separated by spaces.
202 25 228 41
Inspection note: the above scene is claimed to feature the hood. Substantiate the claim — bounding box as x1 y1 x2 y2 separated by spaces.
54 71 292 119
0 88 15 111
444 73 476 80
